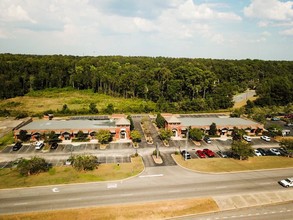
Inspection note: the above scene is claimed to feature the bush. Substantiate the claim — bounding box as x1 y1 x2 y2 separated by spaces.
17 156 50 176
70 155 98 171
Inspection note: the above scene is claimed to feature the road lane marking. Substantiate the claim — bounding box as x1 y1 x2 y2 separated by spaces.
52 187 60 192
215 186 227 189
119 193 133 197
14 202 28 206
67 198 81 201
107 183 117 189
168 190 181 193
139 174 164 178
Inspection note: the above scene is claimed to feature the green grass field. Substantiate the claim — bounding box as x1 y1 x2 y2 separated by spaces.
173 155 293 172
0 87 156 115
0 157 144 189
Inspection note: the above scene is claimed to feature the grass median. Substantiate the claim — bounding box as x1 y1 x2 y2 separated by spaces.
173 154 293 172
0 197 219 220
0 157 144 189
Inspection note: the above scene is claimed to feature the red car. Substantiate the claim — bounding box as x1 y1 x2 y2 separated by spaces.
203 148 215 157
196 150 206 158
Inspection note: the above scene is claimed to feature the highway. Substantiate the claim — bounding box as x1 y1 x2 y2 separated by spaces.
0 165 292 215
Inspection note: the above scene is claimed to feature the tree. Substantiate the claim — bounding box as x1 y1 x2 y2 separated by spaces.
17 156 50 176
127 115 134 130
18 130 29 142
189 128 203 141
70 154 98 171
76 130 87 141
280 139 293 150
209 123 217 136
104 103 114 114
231 127 245 141
231 140 254 160
159 129 173 140
89 103 98 114
96 129 112 144
156 113 165 129
130 130 141 143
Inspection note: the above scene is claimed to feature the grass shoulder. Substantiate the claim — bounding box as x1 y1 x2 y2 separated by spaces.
0 197 218 220
173 155 293 173
0 157 144 189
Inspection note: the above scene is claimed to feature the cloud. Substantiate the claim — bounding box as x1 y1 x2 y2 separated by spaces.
0 2 36 23
280 28 293 35
244 0 293 21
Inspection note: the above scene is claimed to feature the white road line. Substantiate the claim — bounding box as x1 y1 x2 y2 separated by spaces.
119 194 133 197
168 190 181 193
67 198 81 201
14 202 28 206
107 183 117 189
139 174 164 178
215 186 227 189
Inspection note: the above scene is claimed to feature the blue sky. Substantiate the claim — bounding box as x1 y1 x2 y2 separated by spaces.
0 0 293 60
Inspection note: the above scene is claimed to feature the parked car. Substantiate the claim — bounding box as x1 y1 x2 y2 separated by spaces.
12 142 22 151
285 123 293 127
243 135 252 142
203 148 215 157
35 141 44 150
65 159 72 165
203 136 211 144
278 177 293 188
50 142 58 150
278 147 289 156
271 117 281 121
181 150 191 159
196 150 206 158
254 149 262 156
261 135 271 142
257 148 267 156
269 148 281 156
217 151 228 158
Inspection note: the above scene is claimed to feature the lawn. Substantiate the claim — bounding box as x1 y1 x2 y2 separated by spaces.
0 87 156 115
173 155 293 173
0 157 144 189
0 197 219 220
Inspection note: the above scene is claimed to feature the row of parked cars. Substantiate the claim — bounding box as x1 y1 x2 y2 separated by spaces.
12 141 58 151
181 148 216 159
254 147 289 156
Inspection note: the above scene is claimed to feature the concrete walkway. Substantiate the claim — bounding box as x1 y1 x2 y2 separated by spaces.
213 190 293 211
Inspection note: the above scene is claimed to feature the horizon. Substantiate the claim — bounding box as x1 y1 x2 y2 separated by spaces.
1 0 293 61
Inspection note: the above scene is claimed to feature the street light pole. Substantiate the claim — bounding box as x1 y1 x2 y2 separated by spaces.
185 130 188 160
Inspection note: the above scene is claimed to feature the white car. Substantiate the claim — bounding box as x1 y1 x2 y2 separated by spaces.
254 149 262 156
243 135 252 142
35 141 44 150
279 178 293 188
261 135 271 142
269 148 281 156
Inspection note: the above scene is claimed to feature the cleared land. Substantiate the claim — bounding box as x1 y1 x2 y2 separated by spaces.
0 88 156 114
0 157 144 189
173 155 293 172
0 197 218 220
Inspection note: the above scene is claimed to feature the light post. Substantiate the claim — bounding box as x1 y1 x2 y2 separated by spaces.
185 129 189 161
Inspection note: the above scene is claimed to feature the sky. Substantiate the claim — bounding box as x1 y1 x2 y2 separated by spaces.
0 0 293 60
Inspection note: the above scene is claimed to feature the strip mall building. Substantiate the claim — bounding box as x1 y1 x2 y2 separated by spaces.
14 114 131 142
162 113 264 138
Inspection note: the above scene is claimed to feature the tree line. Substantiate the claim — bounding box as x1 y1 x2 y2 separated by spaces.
1 53 292 112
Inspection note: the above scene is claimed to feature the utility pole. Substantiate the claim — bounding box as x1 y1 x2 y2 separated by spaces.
185 130 188 160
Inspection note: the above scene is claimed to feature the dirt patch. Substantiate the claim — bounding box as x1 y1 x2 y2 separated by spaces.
0 197 219 220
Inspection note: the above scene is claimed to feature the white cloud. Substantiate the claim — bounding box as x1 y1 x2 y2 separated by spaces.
280 28 293 35
0 3 36 23
244 0 293 21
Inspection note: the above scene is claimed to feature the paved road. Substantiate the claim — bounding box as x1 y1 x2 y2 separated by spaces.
0 166 292 215
174 201 293 220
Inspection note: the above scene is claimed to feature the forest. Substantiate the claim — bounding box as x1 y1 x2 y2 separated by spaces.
0 53 292 112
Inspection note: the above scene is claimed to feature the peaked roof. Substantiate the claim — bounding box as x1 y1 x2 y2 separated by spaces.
165 115 181 124
115 117 130 126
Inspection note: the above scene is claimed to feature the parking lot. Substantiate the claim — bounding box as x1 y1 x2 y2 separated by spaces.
1 143 101 155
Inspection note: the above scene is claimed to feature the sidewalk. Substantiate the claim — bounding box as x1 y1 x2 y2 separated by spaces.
213 190 293 211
